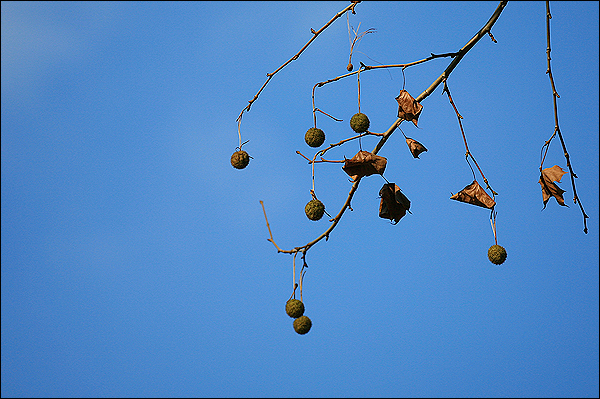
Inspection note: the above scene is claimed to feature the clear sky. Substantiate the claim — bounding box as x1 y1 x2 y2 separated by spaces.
2 1 598 397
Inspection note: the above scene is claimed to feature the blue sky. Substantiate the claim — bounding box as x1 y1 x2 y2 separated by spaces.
1 1 598 397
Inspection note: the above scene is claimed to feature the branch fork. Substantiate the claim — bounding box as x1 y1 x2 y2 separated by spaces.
260 1 509 254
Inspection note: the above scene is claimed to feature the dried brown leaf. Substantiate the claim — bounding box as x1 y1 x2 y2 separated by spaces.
539 165 568 207
405 137 428 158
450 180 496 209
379 183 411 224
342 150 387 181
395 90 423 127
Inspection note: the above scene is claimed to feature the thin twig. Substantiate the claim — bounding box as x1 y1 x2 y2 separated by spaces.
372 1 507 156
260 200 286 253
293 252 297 296
299 258 307 302
357 68 362 112
490 209 498 244
302 130 383 192
542 1 588 234
237 2 360 143
297 131 382 165
312 51 459 96
314 108 343 122
443 81 497 196
347 25 376 71
296 151 313 163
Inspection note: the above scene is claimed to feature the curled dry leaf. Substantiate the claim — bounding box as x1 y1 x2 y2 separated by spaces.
539 165 568 208
395 90 423 127
342 150 387 181
450 180 496 209
379 183 411 224
405 136 428 158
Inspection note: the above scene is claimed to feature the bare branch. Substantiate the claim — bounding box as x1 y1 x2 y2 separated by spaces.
260 200 287 253
236 2 361 146
542 0 588 234
265 1 509 254
372 1 508 155
313 52 458 92
443 81 497 196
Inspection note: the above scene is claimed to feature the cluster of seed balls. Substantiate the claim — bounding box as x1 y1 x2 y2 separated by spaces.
302 112 371 221
286 299 312 334
230 113 370 172
292 113 371 332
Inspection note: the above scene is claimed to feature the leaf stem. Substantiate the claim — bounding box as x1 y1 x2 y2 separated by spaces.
443 81 497 196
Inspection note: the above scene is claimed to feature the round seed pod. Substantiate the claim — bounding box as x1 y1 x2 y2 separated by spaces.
293 315 312 335
230 150 250 169
305 127 326 148
488 244 507 265
285 299 305 318
305 199 325 221
350 112 370 133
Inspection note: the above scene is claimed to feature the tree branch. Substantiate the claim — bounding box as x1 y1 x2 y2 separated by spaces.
542 0 588 234
263 1 509 255
443 81 497 196
236 1 361 147
373 0 508 155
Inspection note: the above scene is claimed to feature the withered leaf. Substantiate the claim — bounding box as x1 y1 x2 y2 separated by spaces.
405 136 428 158
379 183 411 224
342 150 387 181
539 165 568 208
395 90 423 127
450 180 496 209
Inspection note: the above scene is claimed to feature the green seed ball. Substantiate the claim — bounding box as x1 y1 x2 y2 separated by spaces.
305 127 326 148
285 299 305 318
293 315 312 335
488 244 507 265
230 150 250 169
350 112 370 133
305 199 325 221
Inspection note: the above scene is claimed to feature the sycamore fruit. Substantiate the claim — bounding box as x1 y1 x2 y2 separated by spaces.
293 315 312 335
305 199 325 221
286 299 305 319
305 127 326 148
350 112 370 133
230 150 250 169
488 244 507 265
